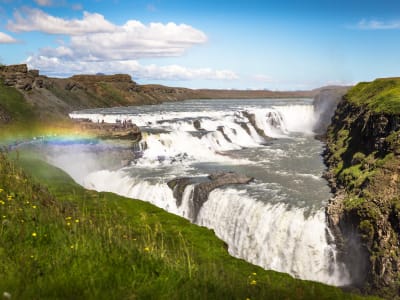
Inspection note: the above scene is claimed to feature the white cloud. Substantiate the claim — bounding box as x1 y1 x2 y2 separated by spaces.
7 8 207 59
62 21 207 60
0 31 17 43
34 0 53 6
356 19 400 30
26 55 238 81
7 7 116 35
11 8 232 83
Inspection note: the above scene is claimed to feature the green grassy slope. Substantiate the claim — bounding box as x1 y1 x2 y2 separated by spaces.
0 151 377 300
346 78 400 114
0 80 36 124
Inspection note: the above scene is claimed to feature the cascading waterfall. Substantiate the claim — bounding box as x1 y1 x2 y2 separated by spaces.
63 99 352 285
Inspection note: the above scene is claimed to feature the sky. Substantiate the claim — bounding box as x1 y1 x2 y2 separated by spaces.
0 0 400 90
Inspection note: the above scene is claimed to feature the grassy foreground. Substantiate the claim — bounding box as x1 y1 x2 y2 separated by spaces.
0 150 376 300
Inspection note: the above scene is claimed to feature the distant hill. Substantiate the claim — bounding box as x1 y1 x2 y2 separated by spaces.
0 64 319 121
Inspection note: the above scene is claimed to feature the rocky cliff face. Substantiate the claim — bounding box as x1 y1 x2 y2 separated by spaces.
324 79 400 298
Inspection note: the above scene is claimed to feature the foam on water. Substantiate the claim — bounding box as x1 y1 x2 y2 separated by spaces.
61 99 352 286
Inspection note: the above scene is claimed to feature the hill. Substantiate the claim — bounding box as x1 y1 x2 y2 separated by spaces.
0 64 317 122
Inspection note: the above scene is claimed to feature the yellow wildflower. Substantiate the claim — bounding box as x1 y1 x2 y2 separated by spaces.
70 245 74 249
0 200 5 205
66 222 71 226
2 215 6 219
75 219 79 223
7 195 12 200
144 247 150 252
250 280 257 285
65 216 72 220
32 232 37 237
252 272 257 276
32 205 37 209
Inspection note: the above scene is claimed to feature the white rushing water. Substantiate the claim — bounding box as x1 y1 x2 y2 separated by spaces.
59 99 351 285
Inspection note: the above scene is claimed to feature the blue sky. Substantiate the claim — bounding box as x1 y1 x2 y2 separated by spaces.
0 0 400 90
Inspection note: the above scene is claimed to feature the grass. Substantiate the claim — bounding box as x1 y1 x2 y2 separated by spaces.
346 78 400 114
0 79 36 124
0 150 378 300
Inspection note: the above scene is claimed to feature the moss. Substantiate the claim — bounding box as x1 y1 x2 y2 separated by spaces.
330 129 350 174
352 152 366 166
343 196 365 211
359 220 375 243
338 164 375 191
384 130 400 154
361 154 376 171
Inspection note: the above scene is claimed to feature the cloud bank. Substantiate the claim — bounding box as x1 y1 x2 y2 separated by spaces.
7 7 236 82
26 56 238 81
0 32 17 43
8 7 116 35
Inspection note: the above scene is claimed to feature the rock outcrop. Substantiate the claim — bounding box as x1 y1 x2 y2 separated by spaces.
324 78 400 298
168 172 254 221
75 119 142 141
0 64 43 91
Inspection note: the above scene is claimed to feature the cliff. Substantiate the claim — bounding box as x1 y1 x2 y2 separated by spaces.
0 64 319 123
324 78 400 298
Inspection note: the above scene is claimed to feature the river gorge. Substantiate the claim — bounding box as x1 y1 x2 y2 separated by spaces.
20 98 350 286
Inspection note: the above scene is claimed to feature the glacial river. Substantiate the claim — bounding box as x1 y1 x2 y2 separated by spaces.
47 98 350 285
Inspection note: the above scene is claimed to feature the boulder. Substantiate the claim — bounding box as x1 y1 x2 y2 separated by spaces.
168 172 254 221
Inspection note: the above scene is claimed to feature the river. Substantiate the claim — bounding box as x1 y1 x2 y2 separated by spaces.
48 98 351 285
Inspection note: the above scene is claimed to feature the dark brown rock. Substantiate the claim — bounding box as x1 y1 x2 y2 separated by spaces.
167 172 254 221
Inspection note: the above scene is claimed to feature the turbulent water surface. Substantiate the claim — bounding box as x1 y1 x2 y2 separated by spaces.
48 99 349 285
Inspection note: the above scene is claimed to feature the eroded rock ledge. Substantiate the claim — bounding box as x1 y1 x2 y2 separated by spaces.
324 78 400 298
167 172 254 221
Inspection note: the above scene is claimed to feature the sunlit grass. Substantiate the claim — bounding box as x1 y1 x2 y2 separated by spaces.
346 78 400 114
0 151 378 299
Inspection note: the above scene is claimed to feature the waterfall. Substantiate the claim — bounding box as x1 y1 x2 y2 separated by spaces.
56 100 353 286
81 169 350 286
